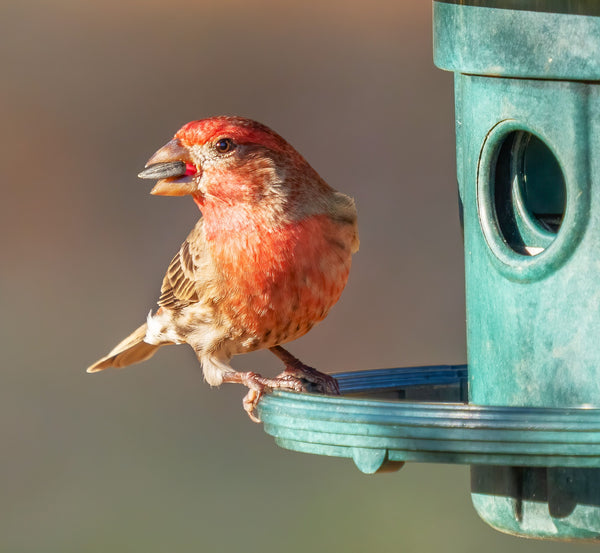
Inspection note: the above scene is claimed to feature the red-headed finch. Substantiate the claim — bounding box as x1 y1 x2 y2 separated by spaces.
87 116 359 421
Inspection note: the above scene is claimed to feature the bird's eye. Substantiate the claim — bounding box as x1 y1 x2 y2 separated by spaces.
215 138 235 154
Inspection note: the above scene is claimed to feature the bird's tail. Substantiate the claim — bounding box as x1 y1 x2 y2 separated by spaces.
87 322 161 373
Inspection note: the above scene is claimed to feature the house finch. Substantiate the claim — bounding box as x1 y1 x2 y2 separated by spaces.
87 116 359 421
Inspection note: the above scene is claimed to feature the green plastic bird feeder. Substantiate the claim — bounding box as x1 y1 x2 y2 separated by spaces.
258 0 600 541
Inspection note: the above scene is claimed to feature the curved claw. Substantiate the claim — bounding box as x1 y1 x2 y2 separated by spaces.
224 370 309 422
243 389 263 423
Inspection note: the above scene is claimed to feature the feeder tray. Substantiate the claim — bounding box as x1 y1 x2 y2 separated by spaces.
257 366 600 474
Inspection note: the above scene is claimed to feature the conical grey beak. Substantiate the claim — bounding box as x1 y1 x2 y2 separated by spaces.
138 138 200 196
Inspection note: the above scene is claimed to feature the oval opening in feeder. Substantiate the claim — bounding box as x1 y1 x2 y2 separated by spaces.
493 131 566 256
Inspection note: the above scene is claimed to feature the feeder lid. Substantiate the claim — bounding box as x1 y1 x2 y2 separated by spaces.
434 0 600 80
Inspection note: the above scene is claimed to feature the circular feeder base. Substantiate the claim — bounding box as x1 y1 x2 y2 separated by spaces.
257 365 600 540
258 365 600 472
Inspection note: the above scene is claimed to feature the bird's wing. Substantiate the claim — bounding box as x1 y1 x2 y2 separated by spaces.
157 218 208 309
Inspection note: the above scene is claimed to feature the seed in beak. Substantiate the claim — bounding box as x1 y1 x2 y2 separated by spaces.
138 161 197 180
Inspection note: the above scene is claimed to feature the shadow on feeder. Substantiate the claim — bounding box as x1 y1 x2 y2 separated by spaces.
492 131 566 256
472 466 600 521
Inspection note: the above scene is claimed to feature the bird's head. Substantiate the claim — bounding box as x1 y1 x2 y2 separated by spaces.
138 116 327 213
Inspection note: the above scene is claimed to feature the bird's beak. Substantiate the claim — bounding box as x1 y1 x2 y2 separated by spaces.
138 138 200 196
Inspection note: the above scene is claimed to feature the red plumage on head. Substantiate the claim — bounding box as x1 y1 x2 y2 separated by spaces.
176 116 289 153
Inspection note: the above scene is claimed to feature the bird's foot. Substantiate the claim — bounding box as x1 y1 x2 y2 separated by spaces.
270 345 340 396
223 371 308 423
276 364 340 395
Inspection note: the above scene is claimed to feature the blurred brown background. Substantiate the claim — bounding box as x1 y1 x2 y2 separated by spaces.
0 1 592 552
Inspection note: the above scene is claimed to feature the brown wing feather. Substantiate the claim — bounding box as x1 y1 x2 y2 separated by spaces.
157 219 207 309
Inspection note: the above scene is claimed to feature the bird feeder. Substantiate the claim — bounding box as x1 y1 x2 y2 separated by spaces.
258 0 600 541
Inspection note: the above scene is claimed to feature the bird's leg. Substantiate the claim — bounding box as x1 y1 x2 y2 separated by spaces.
269 345 340 396
221 370 307 423
220 349 340 422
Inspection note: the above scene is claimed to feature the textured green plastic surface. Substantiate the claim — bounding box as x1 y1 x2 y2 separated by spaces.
434 1 600 80
258 367 600 473
434 0 600 540
436 0 600 15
